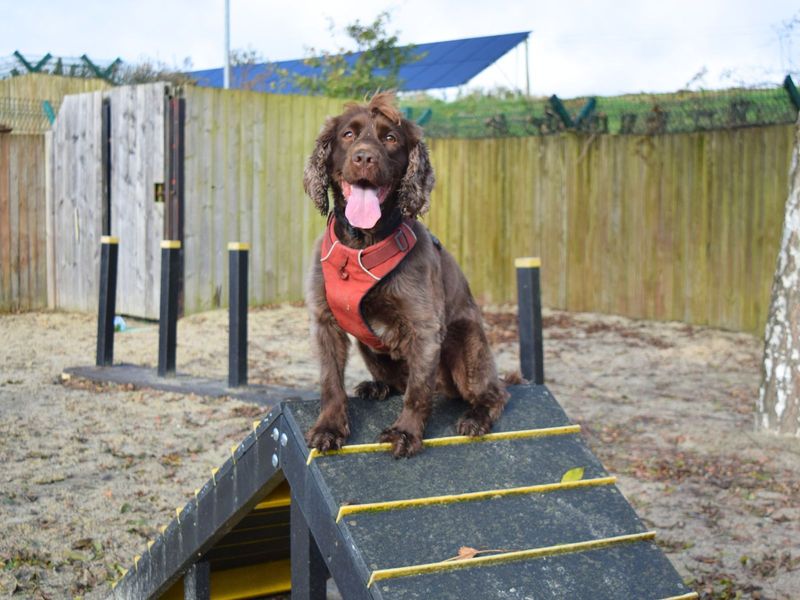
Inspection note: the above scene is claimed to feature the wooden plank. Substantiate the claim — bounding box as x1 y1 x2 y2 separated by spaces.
0 133 10 310
45 131 55 308
8 133 21 309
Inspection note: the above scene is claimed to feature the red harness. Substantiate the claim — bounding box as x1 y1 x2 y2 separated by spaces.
321 217 418 350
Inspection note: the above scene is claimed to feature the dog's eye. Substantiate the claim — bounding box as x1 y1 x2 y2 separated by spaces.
385 133 397 143
342 130 354 140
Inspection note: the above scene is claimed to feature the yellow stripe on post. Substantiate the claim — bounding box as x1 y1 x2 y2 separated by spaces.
514 256 541 268
228 242 251 251
101 235 119 244
337 476 617 522
307 425 581 465
161 240 181 249
367 531 657 587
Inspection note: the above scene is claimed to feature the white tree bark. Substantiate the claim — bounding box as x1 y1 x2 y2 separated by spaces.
758 121 800 435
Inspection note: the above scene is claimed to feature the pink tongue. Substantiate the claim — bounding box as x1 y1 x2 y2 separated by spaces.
345 184 382 229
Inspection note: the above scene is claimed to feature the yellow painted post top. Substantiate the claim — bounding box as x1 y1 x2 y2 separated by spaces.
515 257 541 268
101 236 119 244
161 240 182 249
228 242 251 251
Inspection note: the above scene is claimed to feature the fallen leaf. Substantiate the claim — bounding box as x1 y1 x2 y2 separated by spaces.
454 546 479 560
443 546 508 561
561 467 585 483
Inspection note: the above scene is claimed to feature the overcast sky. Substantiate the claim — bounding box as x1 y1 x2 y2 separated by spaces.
3 0 799 97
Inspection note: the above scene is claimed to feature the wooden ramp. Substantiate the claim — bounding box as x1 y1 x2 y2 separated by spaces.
109 385 697 599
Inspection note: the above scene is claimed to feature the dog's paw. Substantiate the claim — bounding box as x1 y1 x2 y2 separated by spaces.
379 427 423 458
355 380 395 401
456 409 493 437
306 424 349 452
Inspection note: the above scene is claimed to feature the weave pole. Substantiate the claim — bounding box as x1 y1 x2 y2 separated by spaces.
158 240 181 377
515 257 544 384
228 242 249 387
96 236 119 366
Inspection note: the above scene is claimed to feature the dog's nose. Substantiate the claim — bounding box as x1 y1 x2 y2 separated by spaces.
352 149 376 165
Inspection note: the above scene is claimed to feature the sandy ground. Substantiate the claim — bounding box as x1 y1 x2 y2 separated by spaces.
1 304 799 599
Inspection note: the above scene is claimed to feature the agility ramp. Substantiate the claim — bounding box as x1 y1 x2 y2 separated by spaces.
109 385 696 599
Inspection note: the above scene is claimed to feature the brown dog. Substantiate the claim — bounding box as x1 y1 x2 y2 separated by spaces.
303 92 508 458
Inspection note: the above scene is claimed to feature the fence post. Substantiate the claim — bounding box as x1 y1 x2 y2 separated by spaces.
515 257 544 385
96 236 119 366
228 242 249 388
158 240 181 377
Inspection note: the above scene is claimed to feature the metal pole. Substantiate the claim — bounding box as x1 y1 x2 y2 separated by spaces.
525 36 531 97
96 236 119 367
516 257 544 385
158 240 181 377
228 242 249 387
223 0 231 89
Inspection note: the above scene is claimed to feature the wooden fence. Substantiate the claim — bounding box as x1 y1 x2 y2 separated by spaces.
0 74 110 134
0 133 47 311
49 84 167 318
426 125 795 333
181 87 340 313
0 73 110 99
6 82 796 334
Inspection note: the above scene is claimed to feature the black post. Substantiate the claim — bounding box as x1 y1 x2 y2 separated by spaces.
158 240 181 377
291 496 328 600
183 560 210 600
516 257 544 385
96 236 119 366
228 242 249 387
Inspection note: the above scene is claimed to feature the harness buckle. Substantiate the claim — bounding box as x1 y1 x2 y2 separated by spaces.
394 229 408 252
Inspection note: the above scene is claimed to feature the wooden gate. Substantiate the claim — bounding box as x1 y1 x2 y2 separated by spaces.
50 83 167 318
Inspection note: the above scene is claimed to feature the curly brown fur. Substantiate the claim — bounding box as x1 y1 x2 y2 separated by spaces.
304 92 508 458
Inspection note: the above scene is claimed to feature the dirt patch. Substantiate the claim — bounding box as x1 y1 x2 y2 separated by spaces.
1 305 799 599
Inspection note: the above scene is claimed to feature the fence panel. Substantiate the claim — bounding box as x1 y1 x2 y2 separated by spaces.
181 87 341 313
0 133 47 310
426 124 795 333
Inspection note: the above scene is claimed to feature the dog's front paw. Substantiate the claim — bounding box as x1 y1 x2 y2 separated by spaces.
456 407 493 437
355 380 395 401
379 427 423 458
306 422 349 452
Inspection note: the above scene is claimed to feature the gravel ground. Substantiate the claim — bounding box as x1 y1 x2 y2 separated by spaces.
0 304 799 599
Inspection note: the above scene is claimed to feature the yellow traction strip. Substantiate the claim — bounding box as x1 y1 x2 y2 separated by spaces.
337 476 616 522
367 531 657 587
307 424 581 465
514 256 541 268
660 594 699 600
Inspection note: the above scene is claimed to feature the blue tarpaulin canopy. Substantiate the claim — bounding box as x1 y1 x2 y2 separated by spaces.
188 31 530 93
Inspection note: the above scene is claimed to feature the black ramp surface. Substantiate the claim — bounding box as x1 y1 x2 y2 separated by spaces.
282 385 694 599
373 540 695 599
311 435 608 506
288 385 571 444
344 485 647 570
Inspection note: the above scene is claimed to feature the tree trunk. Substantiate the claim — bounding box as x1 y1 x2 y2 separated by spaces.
758 121 800 435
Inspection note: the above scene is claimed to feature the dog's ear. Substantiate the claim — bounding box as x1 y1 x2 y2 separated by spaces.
398 128 435 218
304 117 338 215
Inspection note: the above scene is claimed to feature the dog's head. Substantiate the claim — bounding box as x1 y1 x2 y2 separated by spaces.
303 92 435 229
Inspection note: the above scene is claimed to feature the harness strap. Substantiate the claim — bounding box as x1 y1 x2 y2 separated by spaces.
321 217 418 350
360 222 418 271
